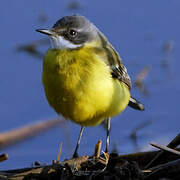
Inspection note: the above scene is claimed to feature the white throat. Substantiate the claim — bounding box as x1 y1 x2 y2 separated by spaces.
50 36 81 49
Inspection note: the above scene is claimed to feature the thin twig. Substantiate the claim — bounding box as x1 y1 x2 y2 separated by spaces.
57 143 63 161
0 154 8 163
101 151 109 164
145 159 180 180
0 118 64 149
145 133 180 169
134 65 150 95
93 140 102 159
150 142 180 156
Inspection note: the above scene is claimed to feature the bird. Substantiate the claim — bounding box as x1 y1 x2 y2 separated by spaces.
36 15 144 158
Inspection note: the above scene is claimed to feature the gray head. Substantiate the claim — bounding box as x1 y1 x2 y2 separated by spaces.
36 15 99 49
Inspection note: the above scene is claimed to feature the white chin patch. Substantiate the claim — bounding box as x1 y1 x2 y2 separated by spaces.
50 36 81 49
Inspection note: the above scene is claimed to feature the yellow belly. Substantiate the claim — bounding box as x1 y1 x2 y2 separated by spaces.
42 48 130 126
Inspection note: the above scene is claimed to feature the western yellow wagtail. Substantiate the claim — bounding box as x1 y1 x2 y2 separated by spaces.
36 15 144 157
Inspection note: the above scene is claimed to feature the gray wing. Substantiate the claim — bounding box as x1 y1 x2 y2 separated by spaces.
97 32 131 89
111 63 131 89
97 32 145 111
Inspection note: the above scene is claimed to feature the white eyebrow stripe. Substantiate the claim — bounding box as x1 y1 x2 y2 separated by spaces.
50 36 82 49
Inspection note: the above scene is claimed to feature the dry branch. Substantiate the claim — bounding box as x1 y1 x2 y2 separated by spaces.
145 133 180 168
150 141 180 156
0 133 180 179
145 159 180 180
0 154 8 163
0 118 63 149
93 140 102 159
0 148 180 179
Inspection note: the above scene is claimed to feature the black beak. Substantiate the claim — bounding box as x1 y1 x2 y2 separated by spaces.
36 29 54 36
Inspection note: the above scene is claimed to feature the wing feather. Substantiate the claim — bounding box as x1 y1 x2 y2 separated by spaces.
97 32 131 89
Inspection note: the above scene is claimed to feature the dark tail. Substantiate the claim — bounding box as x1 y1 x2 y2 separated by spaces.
128 97 145 111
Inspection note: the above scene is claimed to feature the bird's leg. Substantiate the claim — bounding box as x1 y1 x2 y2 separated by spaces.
73 126 85 158
105 117 111 153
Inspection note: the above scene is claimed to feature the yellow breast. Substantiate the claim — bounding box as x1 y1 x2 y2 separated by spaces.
42 46 130 126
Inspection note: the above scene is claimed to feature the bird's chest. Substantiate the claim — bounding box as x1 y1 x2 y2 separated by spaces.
42 52 114 118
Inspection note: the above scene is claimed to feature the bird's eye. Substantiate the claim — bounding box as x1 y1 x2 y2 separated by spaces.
69 29 77 37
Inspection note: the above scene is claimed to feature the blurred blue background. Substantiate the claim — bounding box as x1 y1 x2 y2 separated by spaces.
0 0 180 169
